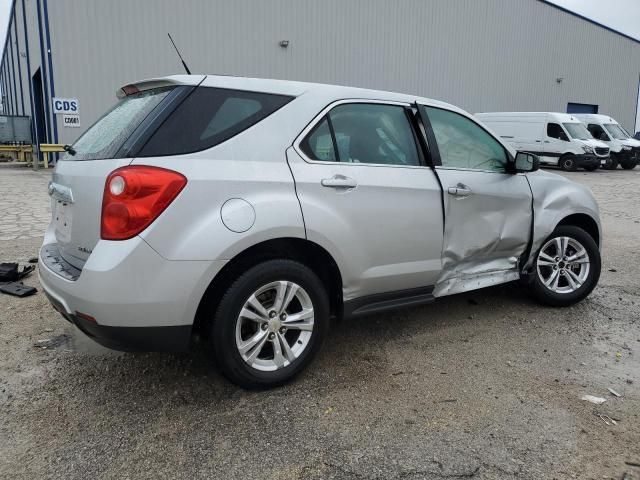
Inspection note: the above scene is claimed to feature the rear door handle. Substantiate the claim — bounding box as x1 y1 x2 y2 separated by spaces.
447 186 473 197
321 175 357 189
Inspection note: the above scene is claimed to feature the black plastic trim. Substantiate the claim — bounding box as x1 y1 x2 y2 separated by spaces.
343 286 435 319
72 314 191 352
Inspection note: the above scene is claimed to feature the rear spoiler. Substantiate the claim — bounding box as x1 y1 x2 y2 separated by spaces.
116 75 206 98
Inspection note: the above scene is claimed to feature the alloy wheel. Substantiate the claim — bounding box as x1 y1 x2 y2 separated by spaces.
235 281 314 372
536 236 590 294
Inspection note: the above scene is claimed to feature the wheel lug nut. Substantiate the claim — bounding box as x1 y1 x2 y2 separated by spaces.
268 333 275 340
279 327 286 334
269 311 276 318
280 313 287 320
261 323 268 330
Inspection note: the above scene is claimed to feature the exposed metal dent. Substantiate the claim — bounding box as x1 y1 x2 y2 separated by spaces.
434 268 520 297
523 170 602 271
432 172 531 298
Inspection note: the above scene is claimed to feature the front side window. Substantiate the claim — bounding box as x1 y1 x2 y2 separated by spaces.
547 123 569 141
426 107 508 172
563 123 592 140
587 124 610 141
603 123 629 140
138 87 293 157
300 103 420 166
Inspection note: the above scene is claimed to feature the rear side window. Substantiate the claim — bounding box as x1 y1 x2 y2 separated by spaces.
138 87 293 157
64 87 173 161
300 118 336 161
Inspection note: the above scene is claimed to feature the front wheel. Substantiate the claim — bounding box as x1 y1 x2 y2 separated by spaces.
210 259 329 389
583 164 599 172
559 155 577 172
603 157 619 170
620 159 637 170
529 226 601 307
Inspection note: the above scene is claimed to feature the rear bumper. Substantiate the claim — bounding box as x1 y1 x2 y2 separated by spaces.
38 235 225 352
45 291 191 352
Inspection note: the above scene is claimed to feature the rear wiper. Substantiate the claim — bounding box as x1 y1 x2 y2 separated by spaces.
63 144 76 156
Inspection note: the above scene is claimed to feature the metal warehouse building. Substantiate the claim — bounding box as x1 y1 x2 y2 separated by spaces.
1 0 639 147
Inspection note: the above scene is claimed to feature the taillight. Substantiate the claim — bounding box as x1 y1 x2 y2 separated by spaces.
101 166 187 240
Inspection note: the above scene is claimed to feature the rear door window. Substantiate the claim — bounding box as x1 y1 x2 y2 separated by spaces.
63 87 174 161
300 103 420 166
137 87 293 157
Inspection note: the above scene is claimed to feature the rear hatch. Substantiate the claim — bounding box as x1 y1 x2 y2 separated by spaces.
49 77 203 269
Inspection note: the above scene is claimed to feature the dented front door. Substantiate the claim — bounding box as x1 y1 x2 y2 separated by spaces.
417 104 533 296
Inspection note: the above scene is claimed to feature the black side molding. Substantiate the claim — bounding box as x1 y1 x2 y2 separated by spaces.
343 286 435 319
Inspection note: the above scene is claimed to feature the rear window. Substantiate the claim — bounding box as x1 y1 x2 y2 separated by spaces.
137 87 294 157
63 87 174 161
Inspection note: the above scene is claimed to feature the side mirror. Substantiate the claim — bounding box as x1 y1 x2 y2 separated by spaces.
514 152 540 172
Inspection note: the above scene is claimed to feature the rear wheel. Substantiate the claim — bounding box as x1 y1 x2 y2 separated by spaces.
620 159 637 170
529 226 600 307
559 155 577 172
210 259 329 389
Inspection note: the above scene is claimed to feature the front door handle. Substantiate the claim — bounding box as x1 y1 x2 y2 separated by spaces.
321 175 357 189
447 186 473 197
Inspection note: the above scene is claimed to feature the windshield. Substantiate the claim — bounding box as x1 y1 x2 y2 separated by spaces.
563 123 592 140
604 123 629 140
63 87 174 161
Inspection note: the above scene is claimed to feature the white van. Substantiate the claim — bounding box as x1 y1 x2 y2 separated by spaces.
475 112 610 171
573 114 640 170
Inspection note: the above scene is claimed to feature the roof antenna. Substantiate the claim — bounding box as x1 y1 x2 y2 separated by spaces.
167 33 192 74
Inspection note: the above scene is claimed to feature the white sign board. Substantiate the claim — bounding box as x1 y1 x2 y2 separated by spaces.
52 97 79 114
62 114 81 128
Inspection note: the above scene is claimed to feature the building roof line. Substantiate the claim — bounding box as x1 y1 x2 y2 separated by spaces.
539 0 640 45
1 0 639 69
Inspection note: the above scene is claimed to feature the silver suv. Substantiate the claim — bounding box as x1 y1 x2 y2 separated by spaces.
40 75 602 388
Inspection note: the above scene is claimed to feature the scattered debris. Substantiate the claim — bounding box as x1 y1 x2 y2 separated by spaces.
625 461 640 468
28 257 38 264
0 262 35 282
0 282 37 297
596 413 617 426
608 387 622 398
609 268 617 272
581 395 606 405
33 334 71 350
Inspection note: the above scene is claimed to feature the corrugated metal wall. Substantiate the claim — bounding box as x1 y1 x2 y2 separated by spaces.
3 0 640 145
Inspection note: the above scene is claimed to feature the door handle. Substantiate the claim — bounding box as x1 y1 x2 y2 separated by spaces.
321 175 357 189
447 186 473 197
544 140 550 143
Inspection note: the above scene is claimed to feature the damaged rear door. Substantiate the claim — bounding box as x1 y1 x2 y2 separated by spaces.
417 104 533 296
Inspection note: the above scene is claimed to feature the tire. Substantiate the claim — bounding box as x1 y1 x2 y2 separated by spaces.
583 164 599 172
620 159 637 170
529 226 601 307
210 259 329 389
603 157 619 170
559 155 577 172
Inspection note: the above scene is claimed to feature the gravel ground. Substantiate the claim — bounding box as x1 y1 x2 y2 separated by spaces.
0 164 639 479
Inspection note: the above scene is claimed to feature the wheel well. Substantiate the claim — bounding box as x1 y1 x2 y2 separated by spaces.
193 238 343 336
557 214 600 246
